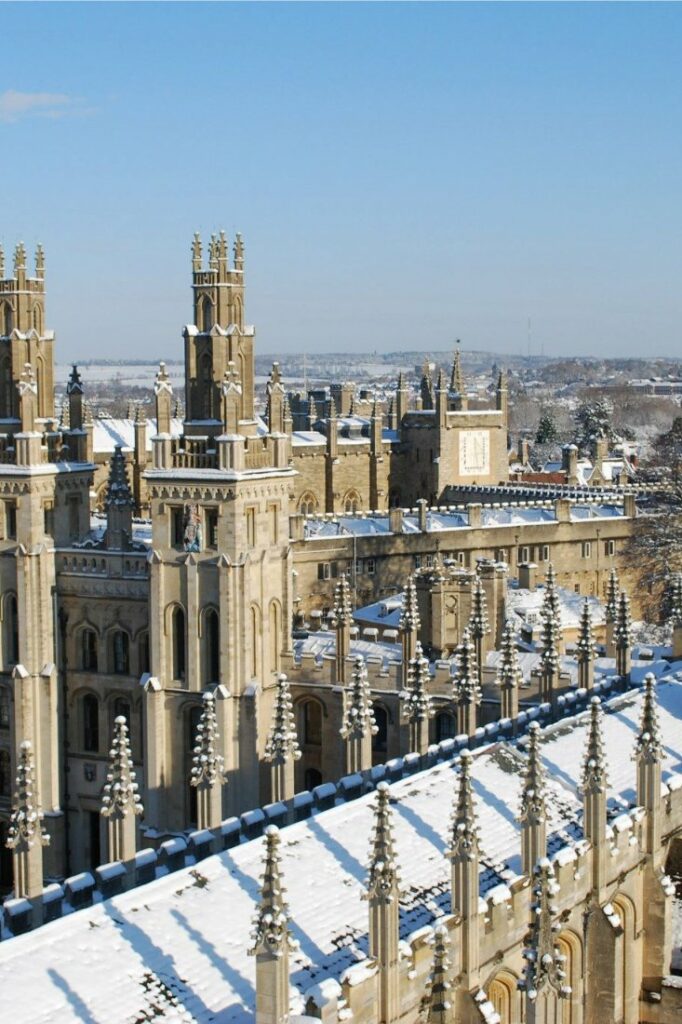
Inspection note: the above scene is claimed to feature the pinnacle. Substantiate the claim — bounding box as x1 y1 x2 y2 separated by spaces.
264 673 302 765
101 715 143 819
190 691 225 788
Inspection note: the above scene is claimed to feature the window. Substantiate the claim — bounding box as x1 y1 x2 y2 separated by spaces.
354 559 363 575
518 546 530 563
171 507 184 548
343 492 360 514
5 502 16 540
541 545 550 561
68 495 80 539
113 697 130 725
206 509 218 549
172 607 186 681
299 494 317 516
574 583 581 594
436 711 456 742
414 555 422 569
605 539 615 556
43 502 54 538
302 701 322 746
88 810 101 869
81 629 98 672
0 749 10 798
0 690 9 728
139 632 150 674
366 558 376 576
246 507 256 547
4 595 18 667
581 541 591 559
304 768 322 791
83 694 99 752
373 706 388 754
268 503 279 544
112 630 130 675
495 548 508 564
317 562 339 581
204 608 220 684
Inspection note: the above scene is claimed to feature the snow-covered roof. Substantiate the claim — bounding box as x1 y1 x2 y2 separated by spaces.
92 417 184 455
506 583 605 630
2 672 681 1022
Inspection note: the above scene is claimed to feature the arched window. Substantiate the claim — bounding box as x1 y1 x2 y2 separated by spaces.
199 350 213 419
269 601 281 674
113 696 130 724
201 296 213 332
82 694 99 752
187 703 202 826
172 607 186 681
81 628 98 672
138 631 150 675
436 711 456 742
301 700 322 746
488 971 519 1024
373 706 388 754
4 594 18 669
111 630 130 675
1 303 12 337
304 767 322 791
250 605 260 678
32 305 42 334
0 353 12 416
0 749 10 798
0 688 9 728
343 490 361 514
298 493 317 516
204 608 220 685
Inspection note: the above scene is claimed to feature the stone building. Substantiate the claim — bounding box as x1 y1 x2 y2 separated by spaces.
0 234 661 893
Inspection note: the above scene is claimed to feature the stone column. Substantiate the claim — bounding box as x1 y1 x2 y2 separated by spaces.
249 826 292 1024
264 674 301 805
190 691 225 831
365 783 401 1024
340 656 377 774
101 716 143 877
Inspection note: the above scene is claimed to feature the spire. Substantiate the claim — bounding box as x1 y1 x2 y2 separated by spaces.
426 926 452 1024
340 656 377 774
668 572 682 626
190 691 225 829
576 599 596 690
539 565 561 702
453 627 481 737
249 826 292 1024
400 573 420 672
542 562 561 623
208 232 219 271
447 749 480 982
365 782 401 904
468 576 490 684
634 672 661 768
420 360 435 410
522 859 569 1009
101 715 143 866
581 696 608 796
497 619 523 720
234 232 244 270
448 749 479 861
402 641 433 754
333 574 352 683
192 232 202 272
341 656 377 740
265 674 301 804
106 445 133 508
35 243 45 278
449 341 465 394
614 590 632 678
605 567 619 623
6 740 49 900
13 241 26 275
365 782 401 1023
66 363 84 397
519 723 547 874
0 243 4 278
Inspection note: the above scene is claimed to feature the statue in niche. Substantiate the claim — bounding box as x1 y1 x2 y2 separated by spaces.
183 502 202 552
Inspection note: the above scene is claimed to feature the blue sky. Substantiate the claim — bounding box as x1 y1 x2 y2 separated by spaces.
2 2 681 361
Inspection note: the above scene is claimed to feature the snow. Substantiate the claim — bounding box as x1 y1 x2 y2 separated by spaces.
1 677 681 1022
92 417 184 455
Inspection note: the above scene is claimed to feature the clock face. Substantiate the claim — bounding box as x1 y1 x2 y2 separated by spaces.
459 429 490 476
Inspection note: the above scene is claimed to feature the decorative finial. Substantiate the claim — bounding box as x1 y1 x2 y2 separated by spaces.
426 926 452 1024
521 858 570 1002
497 619 523 690
519 723 546 830
576 599 596 664
105 445 134 509
453 627 481 711
341 656 378 741
581 697 608 795
264 674 302 766
634 673 661 766
6 740 50 852
399 575 420 634
605 567 619 623
333 574 353 626
190 691 225 789
101 716 143 820
365 782 401 903
249 825 292 957
448 750 479 860
402 641 433 725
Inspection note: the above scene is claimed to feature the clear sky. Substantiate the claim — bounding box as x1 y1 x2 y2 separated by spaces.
2 2 682 362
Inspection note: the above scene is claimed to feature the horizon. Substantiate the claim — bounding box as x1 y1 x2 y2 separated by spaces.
3 3 682 359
